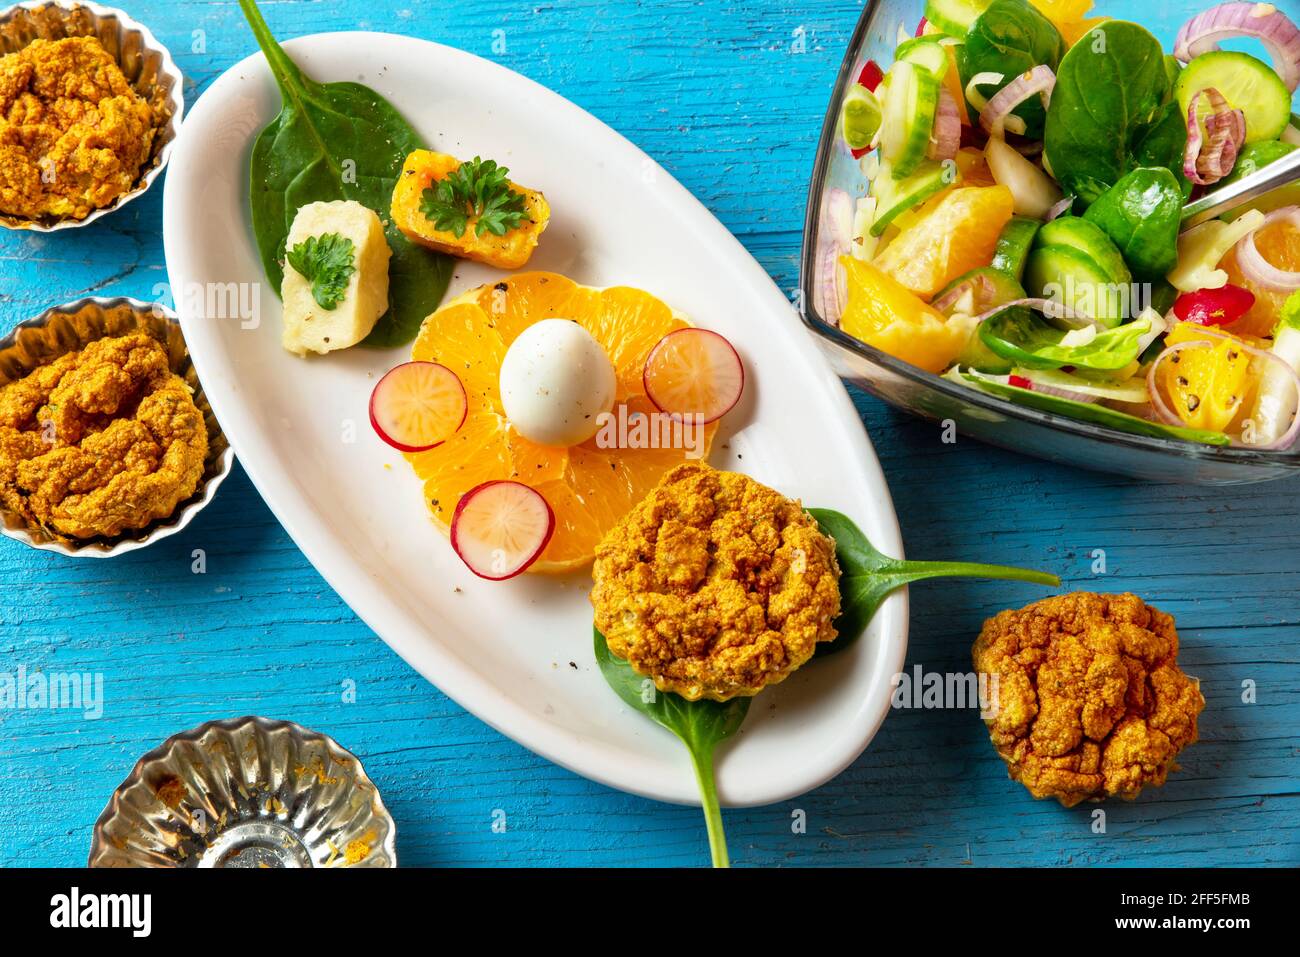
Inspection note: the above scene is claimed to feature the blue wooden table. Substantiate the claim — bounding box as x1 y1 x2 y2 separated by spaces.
1 0 1296 868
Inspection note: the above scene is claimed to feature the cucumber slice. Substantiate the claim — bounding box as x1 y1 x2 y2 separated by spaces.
1224 140 1296 184
991 217 1042 281
1176 50 1291 145
869 158 950 236
953 369 1231 446
924 0 991 37
895 37 950 80
879 60 941 178
1023 245 1128 328
841 85 882 150
1036 216 1132 287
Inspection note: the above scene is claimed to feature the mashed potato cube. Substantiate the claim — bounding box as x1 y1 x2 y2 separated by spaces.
281 200 391 356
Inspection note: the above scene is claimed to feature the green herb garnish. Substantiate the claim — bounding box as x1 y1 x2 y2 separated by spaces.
419 157 529 238
593 509 1058 867
286 233 355 310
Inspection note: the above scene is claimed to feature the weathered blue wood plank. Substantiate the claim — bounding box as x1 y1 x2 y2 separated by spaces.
0 0 1296 868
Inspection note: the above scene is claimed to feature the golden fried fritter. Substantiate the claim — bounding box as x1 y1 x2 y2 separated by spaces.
0 334 208 540
972 592 1204 807
0 37 157 220
591 463 841 701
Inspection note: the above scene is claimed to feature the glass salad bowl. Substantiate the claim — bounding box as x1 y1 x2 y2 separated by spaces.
800 0 1300 484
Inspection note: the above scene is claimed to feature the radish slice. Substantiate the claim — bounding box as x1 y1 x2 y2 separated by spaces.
370 361 467 453
450 481 555 580
643 328 745 423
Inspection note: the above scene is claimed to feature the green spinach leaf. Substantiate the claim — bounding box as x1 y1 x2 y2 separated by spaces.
593 628 749 868
1044 21 1171 206
960 0 1065 140
979 304 1151 371
1082 167 1183 281
239 0 452 347
286 233 355 310
1132 101 1193 197
807 508 1059 656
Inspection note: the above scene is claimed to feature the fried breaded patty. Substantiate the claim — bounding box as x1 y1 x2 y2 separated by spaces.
0 37 157 220
591 463 841 701
972 592 1205 807
0 334 208 539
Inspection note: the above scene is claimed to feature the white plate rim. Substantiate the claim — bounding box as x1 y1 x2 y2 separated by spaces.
163 31 909 808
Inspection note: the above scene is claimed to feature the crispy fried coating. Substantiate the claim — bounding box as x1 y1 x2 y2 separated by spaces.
591 463 841 701
0 37 157 220
972 592 1204 807
0 334 208 540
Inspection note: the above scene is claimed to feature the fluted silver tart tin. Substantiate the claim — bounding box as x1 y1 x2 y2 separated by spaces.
0 296 232 557
0 1 185 231
88 717 398 868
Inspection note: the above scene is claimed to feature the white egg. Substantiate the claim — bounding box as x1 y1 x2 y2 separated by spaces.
499 319 616 447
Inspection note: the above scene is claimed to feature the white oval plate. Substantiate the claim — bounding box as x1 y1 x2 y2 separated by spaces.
163 32 907 807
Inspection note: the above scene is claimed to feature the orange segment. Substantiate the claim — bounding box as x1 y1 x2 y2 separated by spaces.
1159 322 1258 433
469 271 600 346
586 287 690 398
872 185 1015 300
840 257 976 373
406 273 713 572
1221 218 1300 339
411 301 505 414
411 410 510 528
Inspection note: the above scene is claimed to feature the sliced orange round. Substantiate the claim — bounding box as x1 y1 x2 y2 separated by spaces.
407 272 716 573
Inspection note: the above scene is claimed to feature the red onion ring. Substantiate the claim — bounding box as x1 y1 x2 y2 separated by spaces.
815 239 847 324
815 189 854 323
1175 2 1300 93
1146 327 1300 449
928 87 961 162
979 65 1055 139
1183 87 1246 186
1021 379 1101 403
1234 204 1300 291
1046 196 1073 221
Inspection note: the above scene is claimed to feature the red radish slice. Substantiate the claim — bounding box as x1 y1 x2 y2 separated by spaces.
450 481 555 580
370 361 467 453
643 328 744 424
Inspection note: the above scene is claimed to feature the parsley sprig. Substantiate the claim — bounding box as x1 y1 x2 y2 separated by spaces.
419 157 529 238
286 232 356 311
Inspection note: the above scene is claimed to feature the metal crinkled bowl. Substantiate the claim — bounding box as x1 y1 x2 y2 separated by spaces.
0 1 185 231
89 717 398 868
0 296 232 557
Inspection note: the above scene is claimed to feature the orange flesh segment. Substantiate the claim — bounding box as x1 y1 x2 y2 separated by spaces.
1221 219 1300 340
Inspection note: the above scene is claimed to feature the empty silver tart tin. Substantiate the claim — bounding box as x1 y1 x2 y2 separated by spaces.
88 716 398 868
0 296 233 556
0 1 185 230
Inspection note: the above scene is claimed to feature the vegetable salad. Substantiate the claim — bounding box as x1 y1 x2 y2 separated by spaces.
824 0 1300 451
